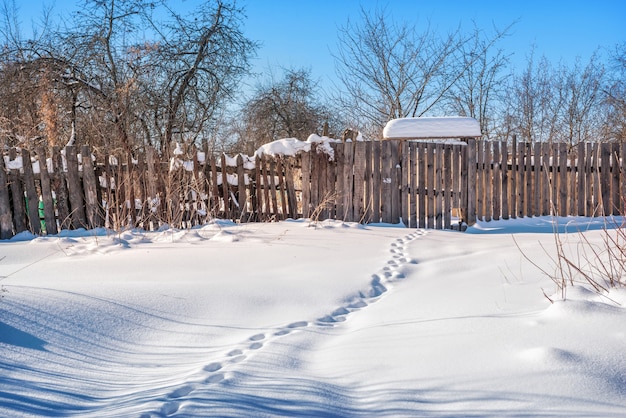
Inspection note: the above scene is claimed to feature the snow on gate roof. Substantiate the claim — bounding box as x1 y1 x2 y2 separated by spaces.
382 116 481 140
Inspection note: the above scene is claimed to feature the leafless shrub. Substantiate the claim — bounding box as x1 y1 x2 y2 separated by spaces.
515 215 626 303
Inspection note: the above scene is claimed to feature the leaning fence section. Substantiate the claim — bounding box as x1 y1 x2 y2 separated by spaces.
0 145 300 239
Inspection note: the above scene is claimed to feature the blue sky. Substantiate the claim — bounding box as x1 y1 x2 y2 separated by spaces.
13 0 626 93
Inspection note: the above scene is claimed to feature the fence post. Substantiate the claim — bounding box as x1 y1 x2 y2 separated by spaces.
8 148 26 233
21 149 42 235
81 145 102 229
64 145 87 229
465 138 477 226
0 151 13 239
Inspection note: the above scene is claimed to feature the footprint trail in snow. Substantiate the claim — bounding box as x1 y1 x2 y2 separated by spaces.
146 228 424 417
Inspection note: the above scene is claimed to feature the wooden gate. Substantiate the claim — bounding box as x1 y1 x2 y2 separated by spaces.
300 140 469 230
400 141 468 230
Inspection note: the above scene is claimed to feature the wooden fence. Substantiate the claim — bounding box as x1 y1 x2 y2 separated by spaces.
0 138 624 239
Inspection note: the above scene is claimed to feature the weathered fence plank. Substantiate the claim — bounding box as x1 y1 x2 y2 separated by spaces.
21 149 41 235
612 143 620 216
435 143 443 229
493 141 501 221
466 139 477 226
409 142 417 228
426 143 435 228
501 140 509 220
0 152 13 239
381 141 393 224
418 143 427 228
9 148 27 233
37 147 58 235
81 145 101 229
485 141 493 222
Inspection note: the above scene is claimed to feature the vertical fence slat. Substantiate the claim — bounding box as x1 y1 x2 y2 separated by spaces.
343 142 355 221
525 142 533 217
390 140 401 224
476 140 484 222
541 142 550 216
381 141 392 223
37 147 57 235
510 136 517 218
485 141 493 222
453 144 462 215
600 143 611 216
236 154 247 221
81 145 101 229
492 141 501 221
0 151 13 239
363 141 373 223
576 142 586 217
400 141 409 226
501 140 509 219
418 143 427 228
426 143 435 228
335 143 345 220
8 148 26 233
466 139 477 226
268 157 279 220
568 148 576 216
21 149 41 235
444 144 452 229
354 142 367 223
300 151 310 218
372 141 381 223
65 146 87 228
435 143 443 229
533 142 541 217
409 142 417 228
611 143 620 215
558 143 568 217
517 141 525 218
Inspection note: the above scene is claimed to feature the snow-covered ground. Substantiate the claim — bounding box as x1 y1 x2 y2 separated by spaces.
1 217 625 417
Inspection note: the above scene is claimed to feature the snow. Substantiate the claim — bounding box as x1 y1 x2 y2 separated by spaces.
383 116 482 139
1 217 625 417
254 135 340 160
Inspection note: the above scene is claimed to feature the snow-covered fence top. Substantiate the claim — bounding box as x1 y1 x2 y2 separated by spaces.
383 117 481 140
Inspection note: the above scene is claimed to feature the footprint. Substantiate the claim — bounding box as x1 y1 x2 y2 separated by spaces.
318 315 346 323
274 329 291 336
331 307 350 316
249 342 263 350
205 373 225 384
230 355 246 363
287 321 308 328
227 349 243 357
169 385 194 399
370 276 387 297
161 401 179 416
203 362 222 372
348 300 367 309
249 333 265 342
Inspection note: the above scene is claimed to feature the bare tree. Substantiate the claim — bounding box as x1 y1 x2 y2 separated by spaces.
506 52 562 143
333 7 508 137
445 25 512 139
0 0 256 155
602 42 626 141
559 54 605 145
233 68 335 154
142 0 257 155
505 50 605 145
